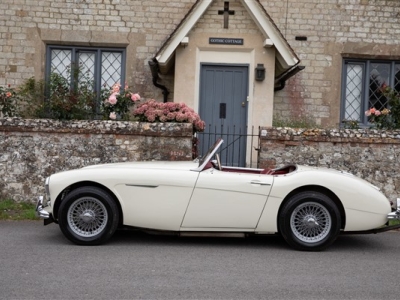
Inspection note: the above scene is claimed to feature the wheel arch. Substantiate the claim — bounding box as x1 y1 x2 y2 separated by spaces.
277 185 346 230
53 181 123 225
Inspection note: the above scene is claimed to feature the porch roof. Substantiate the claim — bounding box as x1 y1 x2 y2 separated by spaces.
154 0 301 81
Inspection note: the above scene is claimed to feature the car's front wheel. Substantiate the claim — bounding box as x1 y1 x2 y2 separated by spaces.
58 186 119 245
278 191 341 251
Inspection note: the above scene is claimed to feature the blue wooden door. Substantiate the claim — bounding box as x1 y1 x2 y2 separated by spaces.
199 64 249 167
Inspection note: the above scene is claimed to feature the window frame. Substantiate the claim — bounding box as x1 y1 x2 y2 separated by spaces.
341 58 400 127
45 45 127 111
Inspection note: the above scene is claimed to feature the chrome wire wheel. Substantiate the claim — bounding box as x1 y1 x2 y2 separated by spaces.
67 197 108 238
290 201 332 243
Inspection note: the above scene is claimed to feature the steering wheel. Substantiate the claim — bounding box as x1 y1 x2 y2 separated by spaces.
216 153 222 171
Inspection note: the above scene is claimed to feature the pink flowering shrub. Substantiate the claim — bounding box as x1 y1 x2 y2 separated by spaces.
362 85 400 129
133 100 205 132
101 82 141 120
365 107 391 129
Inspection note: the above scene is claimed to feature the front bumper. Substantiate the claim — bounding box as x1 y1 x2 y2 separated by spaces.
36 196 49 219
35 196 54 225
388 198 400 220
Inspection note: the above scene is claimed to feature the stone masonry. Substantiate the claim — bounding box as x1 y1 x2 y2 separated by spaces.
263 0 400 127
3 0 400 126
0 0 197 100
0 118 193 202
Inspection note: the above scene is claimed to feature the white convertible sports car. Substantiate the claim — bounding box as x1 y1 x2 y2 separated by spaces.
36 139 400 251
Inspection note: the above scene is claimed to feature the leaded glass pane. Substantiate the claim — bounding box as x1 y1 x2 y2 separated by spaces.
51 49 71 80
101 52 122 88
369 63 390 110
344 63 363 121
78 51 95 89
394 64 400 93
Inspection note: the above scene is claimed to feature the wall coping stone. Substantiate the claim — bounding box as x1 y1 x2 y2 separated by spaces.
260 127 400 144
0 118 193 136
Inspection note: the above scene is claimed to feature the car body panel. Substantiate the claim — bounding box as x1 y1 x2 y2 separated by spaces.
256 165 390 232
47 162 200 231
181 168 273 229
113 170 199 231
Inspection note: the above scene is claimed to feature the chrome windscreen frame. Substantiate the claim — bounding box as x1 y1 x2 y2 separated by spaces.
44 176 51 206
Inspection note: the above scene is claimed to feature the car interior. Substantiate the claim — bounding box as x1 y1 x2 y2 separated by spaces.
207 156 297 176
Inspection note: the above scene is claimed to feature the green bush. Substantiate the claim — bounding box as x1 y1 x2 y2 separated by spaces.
17 64 97 120
17 77 46 118
46 70 96 120
16 66 142 121
0 85 20 117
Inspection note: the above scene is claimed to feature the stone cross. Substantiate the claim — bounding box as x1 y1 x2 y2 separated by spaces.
218 1 235 29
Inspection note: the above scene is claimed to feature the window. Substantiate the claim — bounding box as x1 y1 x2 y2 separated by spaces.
341 59 400 127
46 45 126 110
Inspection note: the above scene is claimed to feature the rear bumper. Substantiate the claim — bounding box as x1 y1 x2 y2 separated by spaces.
387 198 400 220
344 198 400 235
343 223 400 235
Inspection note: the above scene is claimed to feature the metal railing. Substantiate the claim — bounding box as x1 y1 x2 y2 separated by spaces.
196 125 260 168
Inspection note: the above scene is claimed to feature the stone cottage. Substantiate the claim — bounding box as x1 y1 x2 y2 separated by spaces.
2 0 400 163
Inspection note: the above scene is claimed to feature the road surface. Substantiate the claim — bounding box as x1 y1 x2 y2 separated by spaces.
1 221 399 299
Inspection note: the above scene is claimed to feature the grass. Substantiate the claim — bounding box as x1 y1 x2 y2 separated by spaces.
272 114 318 129
0 199 37 220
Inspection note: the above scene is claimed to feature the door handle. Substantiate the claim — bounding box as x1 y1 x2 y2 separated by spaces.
250 180 271 186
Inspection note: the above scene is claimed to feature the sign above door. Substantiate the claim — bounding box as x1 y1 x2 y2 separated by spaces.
209 37 244 45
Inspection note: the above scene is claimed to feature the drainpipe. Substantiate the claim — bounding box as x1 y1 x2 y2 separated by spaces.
274 65 305 91
148 58 169 103
274 80 286 92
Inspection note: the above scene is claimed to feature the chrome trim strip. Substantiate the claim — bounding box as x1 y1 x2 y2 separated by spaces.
125 184 158 188
45 177 50 197
250 180 271 186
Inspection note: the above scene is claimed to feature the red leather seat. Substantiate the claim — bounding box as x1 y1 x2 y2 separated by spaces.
260 168 273 175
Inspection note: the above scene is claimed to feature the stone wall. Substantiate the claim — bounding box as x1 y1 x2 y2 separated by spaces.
0 118 193 202
259 127 400 201
2 118 399 203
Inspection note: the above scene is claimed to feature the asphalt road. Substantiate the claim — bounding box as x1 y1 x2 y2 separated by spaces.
1 220 399 300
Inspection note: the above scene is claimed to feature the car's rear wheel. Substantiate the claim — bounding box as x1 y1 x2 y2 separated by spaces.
58 186 119 245
278 191 341 251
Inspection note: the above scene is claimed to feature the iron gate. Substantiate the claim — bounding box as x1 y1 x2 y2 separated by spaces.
196 125 260 168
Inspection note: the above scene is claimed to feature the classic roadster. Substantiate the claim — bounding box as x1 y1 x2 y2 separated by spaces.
36 139 400 251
